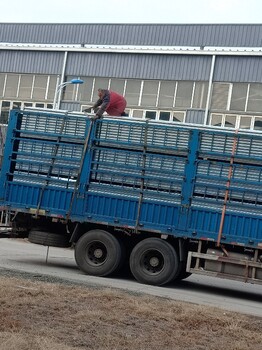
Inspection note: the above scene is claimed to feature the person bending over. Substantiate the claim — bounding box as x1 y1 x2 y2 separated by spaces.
92 88 127 119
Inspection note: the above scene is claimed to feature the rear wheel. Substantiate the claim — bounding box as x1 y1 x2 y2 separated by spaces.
75 229 124 277
129 238 179 286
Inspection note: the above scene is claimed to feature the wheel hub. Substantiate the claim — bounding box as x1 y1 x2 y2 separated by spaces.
142 250 164 274
149 256 160 267
94 248 103 259
87 241 107 265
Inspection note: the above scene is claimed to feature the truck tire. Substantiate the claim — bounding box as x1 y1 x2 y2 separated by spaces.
74 229 124 277
28 230 71 248
129 238 179 286
175 262 192 281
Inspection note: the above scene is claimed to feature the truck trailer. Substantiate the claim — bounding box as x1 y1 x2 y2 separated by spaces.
0 107 261 286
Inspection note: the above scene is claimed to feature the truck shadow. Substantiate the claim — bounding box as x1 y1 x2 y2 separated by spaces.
169 278 262 303
9 258 78 270
5 258 262 305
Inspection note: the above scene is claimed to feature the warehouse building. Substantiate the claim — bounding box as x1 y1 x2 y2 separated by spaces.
1 23 262 131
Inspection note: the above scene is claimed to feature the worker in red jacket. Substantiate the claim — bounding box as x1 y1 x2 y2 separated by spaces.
92 89 127 119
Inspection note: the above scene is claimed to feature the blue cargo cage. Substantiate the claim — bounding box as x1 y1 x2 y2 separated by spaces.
0 108 261 286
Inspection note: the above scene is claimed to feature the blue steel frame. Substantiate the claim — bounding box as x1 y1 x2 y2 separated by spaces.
0 109 261 249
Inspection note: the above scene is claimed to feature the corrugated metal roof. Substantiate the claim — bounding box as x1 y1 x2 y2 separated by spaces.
0 24 262 84
0 50 64 74
1 23 262 47
66 52 212 80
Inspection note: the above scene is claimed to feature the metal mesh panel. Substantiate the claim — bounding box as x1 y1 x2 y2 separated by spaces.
199 131 262 162
192 160 262 210
20 111 87 138
8 111 89 191
95 120 191 152
89 147 186 198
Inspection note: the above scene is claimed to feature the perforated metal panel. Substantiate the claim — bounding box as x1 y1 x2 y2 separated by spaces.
199 131 262 162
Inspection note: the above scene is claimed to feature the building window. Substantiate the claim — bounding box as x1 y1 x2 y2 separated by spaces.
109 79 126 95
158 81 176 108
24 102 33 108
124 108 130 117
4 74 19 98
211 82 262 114
254 117 262 131
209 113 223 127
132 109 144 118
2 73 57 102
125 80 141 106
0 74 6 97
209 112 262 131
47 76 59 101
0 100 55 124
91 78 110 102
172 111 185 123
140 81 159 107
62 75 81 102
13 101 22 109
35 103 45 108
0 101 11 124
32 75 49 100
210 113 237 128
230 83 248 112
211 83 230 110
239 116 252 130
247 83 262 113
224 114 237 128
192 82 208 109
145 110 157 119
18 75 34 99
159 111 171 121
175 81 194 108
76 77 94 103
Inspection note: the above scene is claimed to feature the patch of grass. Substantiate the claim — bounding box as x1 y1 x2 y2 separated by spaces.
0 276 261 350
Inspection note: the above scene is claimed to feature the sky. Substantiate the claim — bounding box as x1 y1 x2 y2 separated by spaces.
0 0 261 24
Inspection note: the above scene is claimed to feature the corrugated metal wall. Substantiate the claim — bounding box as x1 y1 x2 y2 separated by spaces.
60 102 81 111
1 23 262 47
214 56 262 82
66 52 212 80
185 110 205 124
1 49 262 83
0 50 64 74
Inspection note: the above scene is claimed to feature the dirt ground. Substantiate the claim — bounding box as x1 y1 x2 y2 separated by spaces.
0 276 261 350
